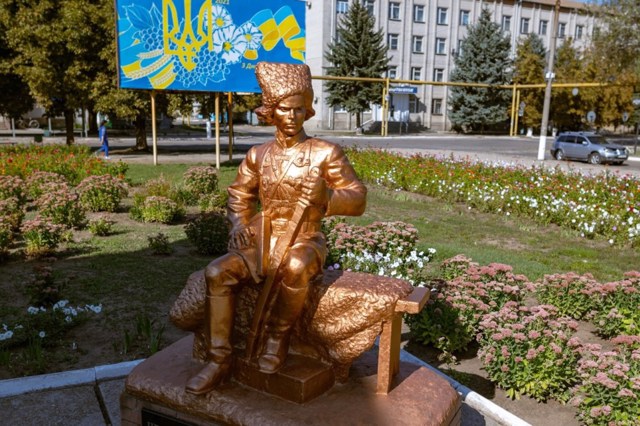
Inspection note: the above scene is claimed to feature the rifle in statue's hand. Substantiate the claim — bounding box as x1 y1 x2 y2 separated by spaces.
245 167 321 360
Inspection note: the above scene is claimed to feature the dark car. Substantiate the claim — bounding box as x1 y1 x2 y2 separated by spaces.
551 132 629 165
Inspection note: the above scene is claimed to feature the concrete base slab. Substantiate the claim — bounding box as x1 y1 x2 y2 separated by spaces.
0 385 104 425
99 379 126 425
122 335 461 425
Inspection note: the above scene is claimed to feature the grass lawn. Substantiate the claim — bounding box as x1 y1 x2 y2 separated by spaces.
0 161 637 379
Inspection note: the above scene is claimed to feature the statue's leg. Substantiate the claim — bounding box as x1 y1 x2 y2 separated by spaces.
186 253 249 394
258 244 321 374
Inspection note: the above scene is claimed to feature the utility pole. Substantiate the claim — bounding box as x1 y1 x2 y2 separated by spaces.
537 0 561 161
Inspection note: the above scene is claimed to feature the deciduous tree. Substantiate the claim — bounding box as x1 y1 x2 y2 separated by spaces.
0 0 105 144
513 34 546 132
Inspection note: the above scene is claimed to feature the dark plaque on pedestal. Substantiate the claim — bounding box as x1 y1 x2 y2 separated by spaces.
141 408 199 426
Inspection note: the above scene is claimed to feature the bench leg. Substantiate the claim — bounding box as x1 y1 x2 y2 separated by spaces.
376 313 402 394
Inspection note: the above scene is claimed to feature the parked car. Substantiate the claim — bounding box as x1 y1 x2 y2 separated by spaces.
551 132 629 165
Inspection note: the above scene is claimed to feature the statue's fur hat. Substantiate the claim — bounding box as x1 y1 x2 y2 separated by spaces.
255 62 315 124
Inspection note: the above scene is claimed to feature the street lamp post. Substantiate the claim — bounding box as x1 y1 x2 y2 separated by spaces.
537 0 561 161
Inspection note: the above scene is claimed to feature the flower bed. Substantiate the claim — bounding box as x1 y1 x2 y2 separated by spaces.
345 148 640 246
0 144 127 184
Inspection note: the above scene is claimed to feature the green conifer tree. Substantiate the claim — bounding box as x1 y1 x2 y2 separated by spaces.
324 0 389 129
513 34 546 132
448 8 512 133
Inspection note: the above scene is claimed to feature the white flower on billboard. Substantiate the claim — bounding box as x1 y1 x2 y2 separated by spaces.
213 25 247 64
238 22 263 50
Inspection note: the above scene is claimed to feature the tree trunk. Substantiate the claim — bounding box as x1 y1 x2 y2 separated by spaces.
356 112 362 129
64 109 75 145
88 108 98 135
134 114 148 151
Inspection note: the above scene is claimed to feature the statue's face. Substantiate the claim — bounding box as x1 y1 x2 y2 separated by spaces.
273 95 306 136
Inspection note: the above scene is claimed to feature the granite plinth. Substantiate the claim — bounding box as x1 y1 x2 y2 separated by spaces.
121 336 461 426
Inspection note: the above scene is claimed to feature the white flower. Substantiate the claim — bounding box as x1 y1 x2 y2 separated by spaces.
65 316 72 323
86 304 102 314
53 300 69 310
0 330 13 341
238 22 263 50
38 331 46 338
27 306 39 315
213 25 248 64
207 5 233 31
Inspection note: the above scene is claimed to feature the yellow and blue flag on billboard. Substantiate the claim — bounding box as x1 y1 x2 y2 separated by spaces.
116 0 306 92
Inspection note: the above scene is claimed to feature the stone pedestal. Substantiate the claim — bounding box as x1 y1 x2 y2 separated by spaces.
121 336 461 426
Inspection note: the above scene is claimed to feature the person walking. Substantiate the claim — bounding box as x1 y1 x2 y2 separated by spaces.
97 120 110 159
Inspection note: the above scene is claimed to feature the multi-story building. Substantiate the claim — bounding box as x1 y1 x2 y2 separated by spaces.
305 0 595 131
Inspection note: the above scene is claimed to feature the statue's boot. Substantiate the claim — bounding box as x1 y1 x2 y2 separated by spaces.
258 283 308 374
185 294 234 395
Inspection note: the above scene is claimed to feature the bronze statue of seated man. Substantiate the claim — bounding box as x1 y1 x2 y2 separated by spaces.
185 62 367 395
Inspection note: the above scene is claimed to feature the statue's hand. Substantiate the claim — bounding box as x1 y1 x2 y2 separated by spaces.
301 174 328 206
228 225 255 250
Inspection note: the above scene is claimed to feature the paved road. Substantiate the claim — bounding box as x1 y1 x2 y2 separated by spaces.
5 128 640 176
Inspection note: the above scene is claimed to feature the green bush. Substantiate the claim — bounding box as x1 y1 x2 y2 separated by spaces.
0 175 26 205
0 197 25 232
0 219 12 257
35 185 86 228
406 256 532 362
133 196 184 224
572 336 640 425
183 165 218 201
20 217 66 257
184 212 229 255
147 232 173 255
477 303 582 402
87 217 114 236
76 174 128 212
25 171 68 201
198 189 228 213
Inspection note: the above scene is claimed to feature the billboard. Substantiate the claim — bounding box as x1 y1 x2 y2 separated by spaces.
115 0 306 93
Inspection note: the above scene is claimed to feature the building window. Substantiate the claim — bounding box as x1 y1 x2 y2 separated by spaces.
432 99 443 115
412 36 424 53
575 25 584 39
433 68 444 82
336 0 349 14
437 7 448 25
387 66 397 79
558 22 566 38
539 20 548 36
435 38 446 55
413 5 425 23
389 2 400 20
388 33 399 50
501 15 511 33
459 10 470 26
364 0 374 15
409 97 420 113
520 17 530 34
411 67 422 80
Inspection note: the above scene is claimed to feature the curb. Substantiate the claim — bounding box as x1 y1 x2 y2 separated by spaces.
0 359 143 398
399 351 532 426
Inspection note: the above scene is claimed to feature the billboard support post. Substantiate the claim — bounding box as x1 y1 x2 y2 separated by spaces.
215 92 221 170
228 92 234 162
151 91 158 166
